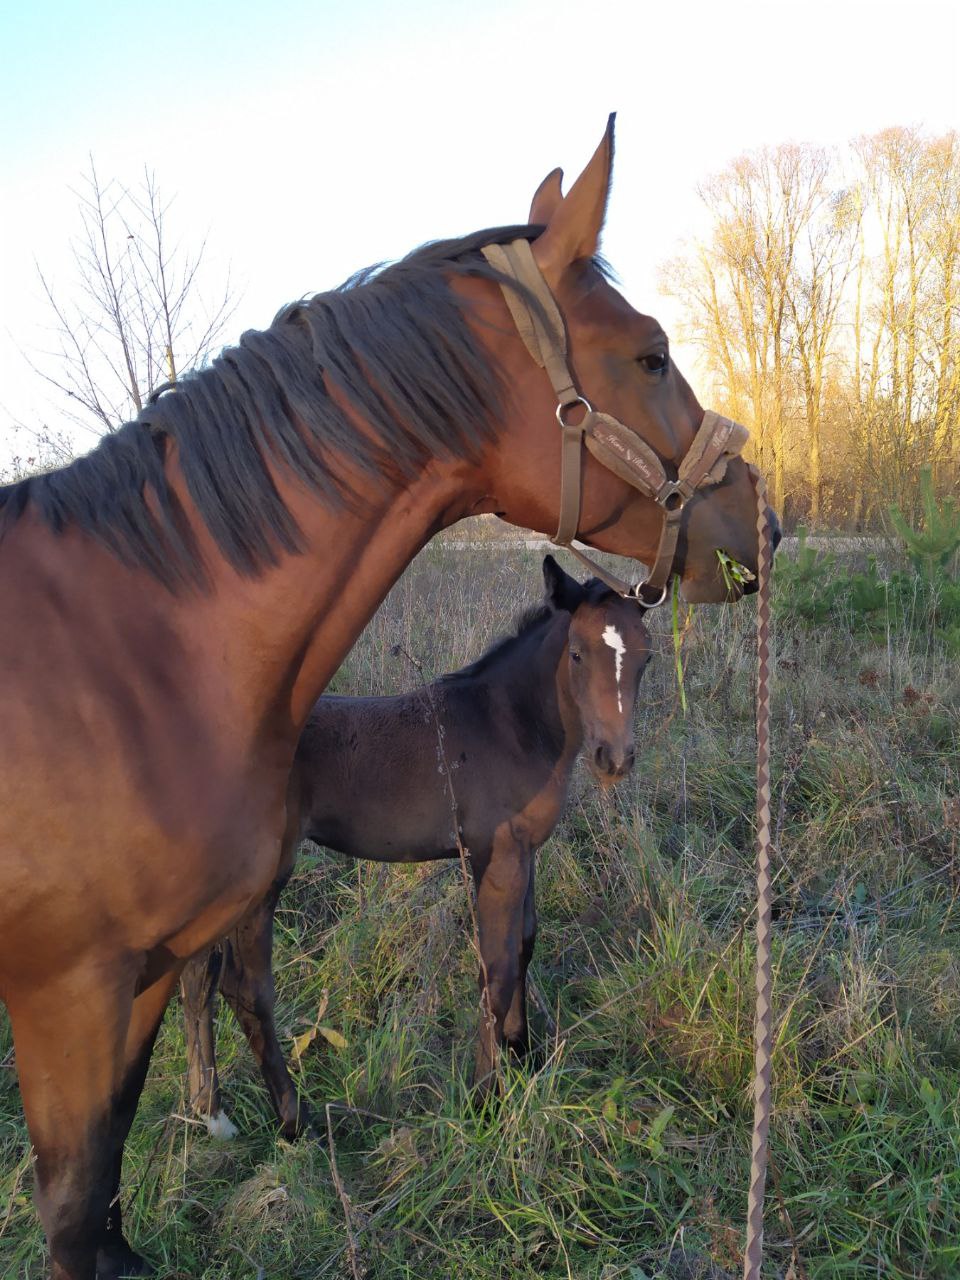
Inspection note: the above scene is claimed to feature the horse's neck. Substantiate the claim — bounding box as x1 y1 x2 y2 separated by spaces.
217 465 479 726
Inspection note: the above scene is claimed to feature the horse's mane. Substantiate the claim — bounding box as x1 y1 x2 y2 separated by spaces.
0 223 544 590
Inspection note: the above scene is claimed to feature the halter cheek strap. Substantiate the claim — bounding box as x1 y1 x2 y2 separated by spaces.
481 238 748 605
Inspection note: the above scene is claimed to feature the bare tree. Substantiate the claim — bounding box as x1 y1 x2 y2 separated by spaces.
28 159 237 435
850 127 960 520
786 174 861 522
922 131 960 488
663 129 959 528
663 144 854 513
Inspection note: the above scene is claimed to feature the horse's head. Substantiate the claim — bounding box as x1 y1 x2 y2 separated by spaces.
543 555 651 785
469 116 779 604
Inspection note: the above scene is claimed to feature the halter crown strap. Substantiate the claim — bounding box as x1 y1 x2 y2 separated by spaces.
481 238 748 603
480 241 578 407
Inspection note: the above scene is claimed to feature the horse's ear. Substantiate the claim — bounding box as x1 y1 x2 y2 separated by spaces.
542 554 584 612
532 114 615 278
528 167 564 225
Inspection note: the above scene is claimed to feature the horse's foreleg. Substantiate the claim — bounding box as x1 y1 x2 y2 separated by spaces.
217 878 310 1139
503 856 537 1057
7 965 142 1280
180 946 233 1135
472 831 532 1089
97 969 180 1279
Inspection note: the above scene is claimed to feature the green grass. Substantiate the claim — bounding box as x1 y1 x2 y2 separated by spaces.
2 541 959 1278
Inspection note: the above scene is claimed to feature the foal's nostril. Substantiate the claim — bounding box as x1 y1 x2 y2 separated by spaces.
594 743 633 778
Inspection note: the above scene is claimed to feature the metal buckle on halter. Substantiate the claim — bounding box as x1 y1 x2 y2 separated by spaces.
656 479 691 513
555 396 593 428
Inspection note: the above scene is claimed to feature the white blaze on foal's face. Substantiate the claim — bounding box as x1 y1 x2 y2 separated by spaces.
602 624 626 713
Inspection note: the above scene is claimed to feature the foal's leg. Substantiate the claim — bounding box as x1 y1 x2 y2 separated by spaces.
98 969 180 1279
217 878 310 1139
180 945 237 1137
472 829 533 1089
8 965 146 1280
503 857 537 1057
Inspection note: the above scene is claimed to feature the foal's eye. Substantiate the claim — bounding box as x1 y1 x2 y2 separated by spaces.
638 351 669 375
570 649 582 664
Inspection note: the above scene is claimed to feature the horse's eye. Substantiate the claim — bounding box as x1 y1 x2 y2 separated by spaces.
570 649 582 664
638 351 669 375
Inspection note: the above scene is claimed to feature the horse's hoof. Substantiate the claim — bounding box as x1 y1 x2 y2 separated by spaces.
96 1240 154 1279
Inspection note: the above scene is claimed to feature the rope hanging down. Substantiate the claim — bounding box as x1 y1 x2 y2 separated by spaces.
743 469 775 1280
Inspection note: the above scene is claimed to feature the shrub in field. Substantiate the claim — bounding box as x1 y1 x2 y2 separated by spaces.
890 468 960 577
776 473 960 651
772 528 840 622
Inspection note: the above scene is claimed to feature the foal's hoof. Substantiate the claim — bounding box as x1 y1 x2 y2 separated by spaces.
96 1240 154 1279
505 1035 531 1062
470 1066 500 1105
280 1100 319 1142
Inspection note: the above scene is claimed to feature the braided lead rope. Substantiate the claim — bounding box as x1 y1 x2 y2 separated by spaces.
744 471 774 1280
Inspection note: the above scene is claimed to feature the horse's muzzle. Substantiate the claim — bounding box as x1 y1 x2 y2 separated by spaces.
740 506 781 597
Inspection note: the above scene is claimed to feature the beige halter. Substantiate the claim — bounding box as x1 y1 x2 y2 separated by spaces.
481 238 749 605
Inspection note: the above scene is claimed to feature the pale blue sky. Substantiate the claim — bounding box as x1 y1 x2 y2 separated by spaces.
2 0 958 465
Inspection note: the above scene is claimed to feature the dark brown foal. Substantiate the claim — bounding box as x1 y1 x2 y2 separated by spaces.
181 556 651 1136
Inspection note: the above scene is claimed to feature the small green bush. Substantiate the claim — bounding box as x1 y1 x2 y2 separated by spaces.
776 472 960 644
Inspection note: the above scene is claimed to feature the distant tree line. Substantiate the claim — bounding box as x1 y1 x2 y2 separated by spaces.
10 136 957 535
662 127 959 529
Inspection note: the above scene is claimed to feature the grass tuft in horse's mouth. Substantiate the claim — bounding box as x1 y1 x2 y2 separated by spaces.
716 547 757 596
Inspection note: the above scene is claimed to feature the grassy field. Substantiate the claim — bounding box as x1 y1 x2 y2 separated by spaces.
2 540 959 1279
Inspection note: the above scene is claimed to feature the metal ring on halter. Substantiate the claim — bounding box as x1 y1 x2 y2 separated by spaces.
632 581 669 608
555 396 593 428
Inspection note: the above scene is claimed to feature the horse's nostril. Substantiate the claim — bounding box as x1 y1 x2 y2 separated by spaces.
594 744 610 773
625 747 636 771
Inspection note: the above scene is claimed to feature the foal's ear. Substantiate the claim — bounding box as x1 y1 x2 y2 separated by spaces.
529 167 564 225
532 114 615 278
542 554 584 612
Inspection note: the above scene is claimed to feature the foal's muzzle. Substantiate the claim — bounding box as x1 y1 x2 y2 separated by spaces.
592 742 636 781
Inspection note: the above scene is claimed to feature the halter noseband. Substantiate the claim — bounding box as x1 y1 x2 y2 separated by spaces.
481 238 748 606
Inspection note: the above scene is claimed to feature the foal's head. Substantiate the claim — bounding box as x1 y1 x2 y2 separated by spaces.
542 555 651 784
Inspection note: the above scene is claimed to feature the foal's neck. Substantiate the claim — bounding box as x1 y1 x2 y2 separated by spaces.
492 613 582 768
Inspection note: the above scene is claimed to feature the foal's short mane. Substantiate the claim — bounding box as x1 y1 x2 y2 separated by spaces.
445 578 615 682
0 223 553 591
444 603 555 682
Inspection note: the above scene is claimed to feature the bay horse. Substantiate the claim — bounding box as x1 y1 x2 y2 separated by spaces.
180 555 652 1139
0 117 778 1280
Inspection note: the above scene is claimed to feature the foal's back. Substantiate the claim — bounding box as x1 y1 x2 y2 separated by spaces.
292 620 572 864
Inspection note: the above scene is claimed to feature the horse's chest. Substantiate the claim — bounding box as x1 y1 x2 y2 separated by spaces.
0 680 290 958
